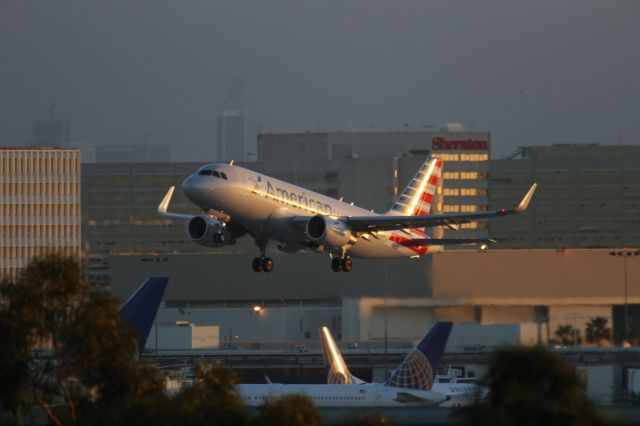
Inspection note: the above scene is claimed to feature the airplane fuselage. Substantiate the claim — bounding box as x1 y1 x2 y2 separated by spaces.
237 383 448 408
182 163 439 258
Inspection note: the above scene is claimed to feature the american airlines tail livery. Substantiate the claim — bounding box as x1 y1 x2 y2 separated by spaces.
158 158 537 272
320 324 485 407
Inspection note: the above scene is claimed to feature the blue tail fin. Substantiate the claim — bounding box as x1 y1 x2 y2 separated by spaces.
385 322 453 390
119 277 169 356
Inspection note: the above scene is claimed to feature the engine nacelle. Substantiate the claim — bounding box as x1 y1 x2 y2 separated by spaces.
187 215 231 248
306 215 355 249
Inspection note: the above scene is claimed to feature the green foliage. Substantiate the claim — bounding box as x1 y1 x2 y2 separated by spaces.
0 254 167 425
554 324 582 346
455 346 615 426
170 364 249 426
253 394 323 426
585 317 612 346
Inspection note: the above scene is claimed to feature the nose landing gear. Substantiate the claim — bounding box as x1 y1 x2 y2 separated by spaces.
331 255 352 273
252 238 274 273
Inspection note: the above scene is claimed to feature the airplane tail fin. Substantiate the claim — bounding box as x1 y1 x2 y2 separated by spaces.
119 277 169 357
319 326 364 384
385 322 453 390
386 158 443 216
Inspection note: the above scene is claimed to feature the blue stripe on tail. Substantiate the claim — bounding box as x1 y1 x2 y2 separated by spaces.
119 277 169 356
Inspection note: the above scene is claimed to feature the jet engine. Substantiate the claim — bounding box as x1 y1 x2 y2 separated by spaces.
187 215 231 248
306 215 356 248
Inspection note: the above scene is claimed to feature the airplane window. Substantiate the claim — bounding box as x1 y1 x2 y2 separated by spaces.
212 171 221 178
220 172 228 180
199 170 212 175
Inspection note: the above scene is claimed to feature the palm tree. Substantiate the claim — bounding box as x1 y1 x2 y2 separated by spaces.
555 324 582 346
585 316 612 346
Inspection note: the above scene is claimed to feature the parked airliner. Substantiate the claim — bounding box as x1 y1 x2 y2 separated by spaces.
236 323 453 408
158 158 536 272
319 325 485 407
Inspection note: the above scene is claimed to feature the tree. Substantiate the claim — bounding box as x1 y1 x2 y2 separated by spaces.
0 254 167 425
170 364 250 426
554 324 582 346
253 394 323 426
455 346 615 426
585 317 612 346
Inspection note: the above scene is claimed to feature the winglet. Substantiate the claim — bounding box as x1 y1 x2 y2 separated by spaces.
157 186 194 220
158 186 176 215
514 183 537 213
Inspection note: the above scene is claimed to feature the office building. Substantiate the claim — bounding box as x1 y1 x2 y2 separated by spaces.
0 148 81 278
489 144 640 248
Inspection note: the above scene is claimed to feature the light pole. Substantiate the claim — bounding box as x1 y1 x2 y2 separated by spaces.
609 247 640 344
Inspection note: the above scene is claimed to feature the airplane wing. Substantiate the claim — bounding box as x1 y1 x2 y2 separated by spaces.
343 183 537 233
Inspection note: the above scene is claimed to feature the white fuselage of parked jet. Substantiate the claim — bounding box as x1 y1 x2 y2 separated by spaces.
237 383 449 408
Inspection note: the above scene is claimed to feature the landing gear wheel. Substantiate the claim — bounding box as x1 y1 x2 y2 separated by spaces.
331 257 343 272
252 257 264 272
262 257 274 273
341 257 352 272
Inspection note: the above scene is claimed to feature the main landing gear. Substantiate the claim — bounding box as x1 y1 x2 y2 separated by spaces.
331 255 352 273
252 256 274 273
252 238 274 273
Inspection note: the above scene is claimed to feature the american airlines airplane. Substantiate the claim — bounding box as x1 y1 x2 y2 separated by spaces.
158 158 537 272
236 322 454 408
319 325 485 407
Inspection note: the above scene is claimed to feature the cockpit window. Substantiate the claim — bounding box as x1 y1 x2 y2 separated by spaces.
212 171 221 178
198 169 212 176
220 172 228 180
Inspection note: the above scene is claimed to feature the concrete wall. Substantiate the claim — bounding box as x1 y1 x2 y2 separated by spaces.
432 249 640 302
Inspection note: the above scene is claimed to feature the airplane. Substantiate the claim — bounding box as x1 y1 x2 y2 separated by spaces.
119 276 169 357
236 322 454 408
319 324 485 407
158 157 537 272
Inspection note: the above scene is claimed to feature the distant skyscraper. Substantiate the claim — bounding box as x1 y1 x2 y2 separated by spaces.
0 148 81 279
216 79 254 162
26 103 70 147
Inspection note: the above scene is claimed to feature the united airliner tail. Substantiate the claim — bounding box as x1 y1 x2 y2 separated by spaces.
385 322 453 390
386 158 443 216
320 326 365 384
119 277 169 357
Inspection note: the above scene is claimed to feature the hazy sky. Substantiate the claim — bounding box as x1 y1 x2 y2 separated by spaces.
0 0 638 160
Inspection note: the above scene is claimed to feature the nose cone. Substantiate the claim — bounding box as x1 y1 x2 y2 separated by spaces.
182 175 209 206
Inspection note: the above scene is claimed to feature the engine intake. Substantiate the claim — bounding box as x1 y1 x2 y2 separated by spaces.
187 215 231 248
306 215 355 249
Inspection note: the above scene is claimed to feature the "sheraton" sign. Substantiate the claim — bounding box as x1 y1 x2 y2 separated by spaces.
432 137 488 151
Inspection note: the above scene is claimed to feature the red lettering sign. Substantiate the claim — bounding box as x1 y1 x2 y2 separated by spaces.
432 137 488 151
